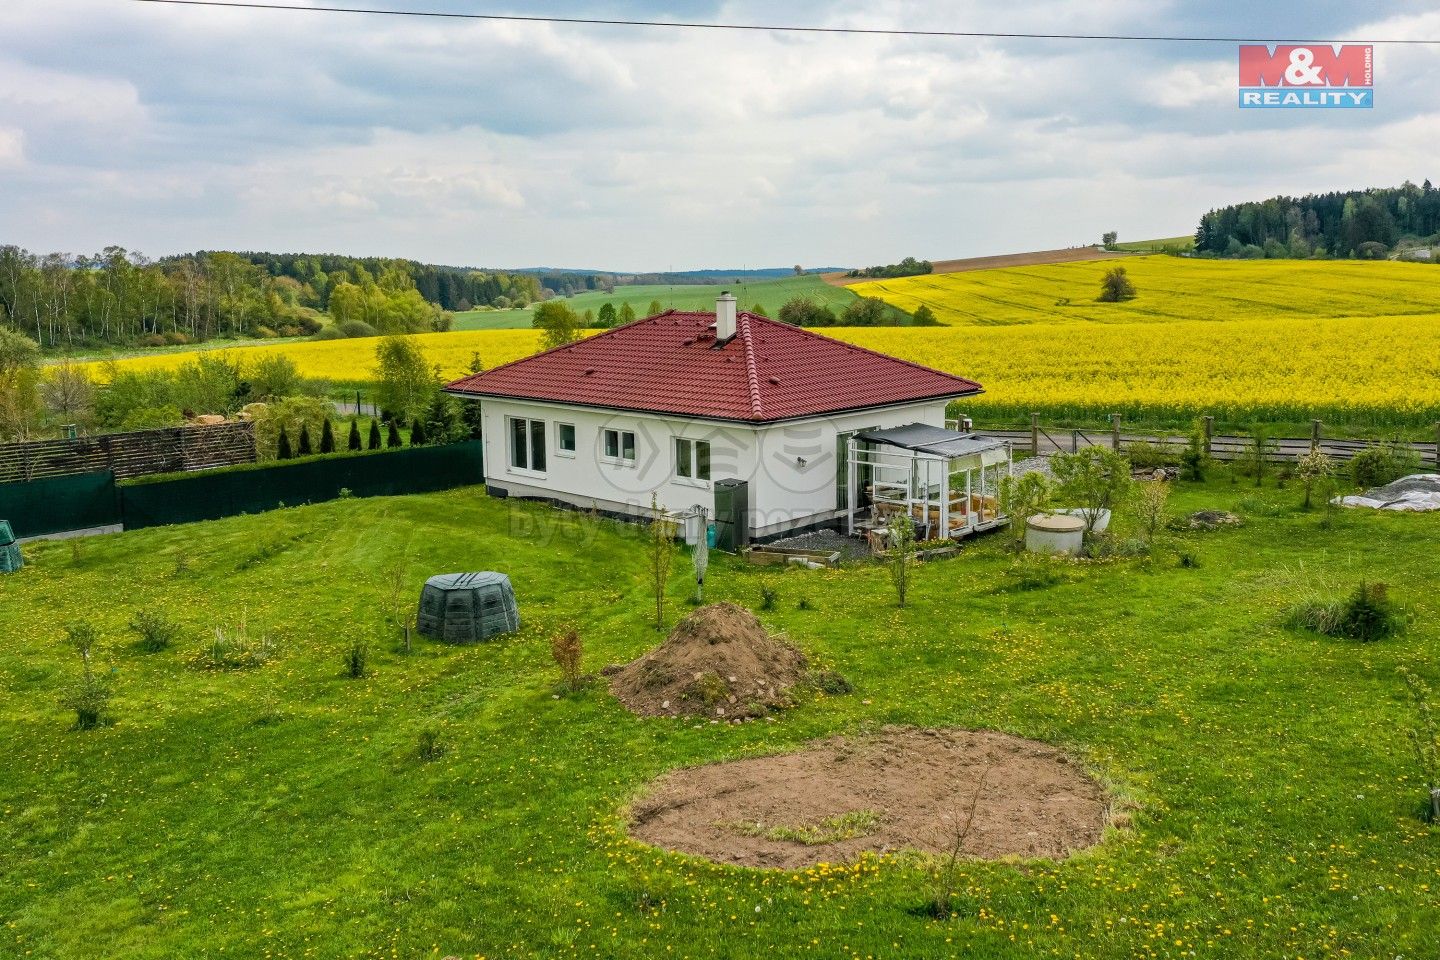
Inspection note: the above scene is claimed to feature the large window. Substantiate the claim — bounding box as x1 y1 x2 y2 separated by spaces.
603 428 636 464
675 437 711 481
509 417 547 472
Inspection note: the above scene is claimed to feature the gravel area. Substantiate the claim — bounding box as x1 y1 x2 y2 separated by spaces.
1011 456 1053 479
765 528 871 560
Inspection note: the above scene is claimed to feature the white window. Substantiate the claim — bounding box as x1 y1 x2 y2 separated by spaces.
508 416 547 473
603 428 636 464
557 423 576 455
675 437 711 482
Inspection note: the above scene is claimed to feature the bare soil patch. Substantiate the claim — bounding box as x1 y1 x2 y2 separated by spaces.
628 727 1110 869
608 603 818 719
823 247 1132 286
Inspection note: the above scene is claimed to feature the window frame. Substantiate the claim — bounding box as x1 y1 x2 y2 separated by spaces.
556 422 577 457
506 415 548 477
675 437 712 484
601 428 638 466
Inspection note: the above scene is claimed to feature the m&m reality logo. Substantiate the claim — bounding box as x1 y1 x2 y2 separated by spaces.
1238 45 1373 109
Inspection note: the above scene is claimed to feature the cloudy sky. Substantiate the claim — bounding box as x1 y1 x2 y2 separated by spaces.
3 1 1436 270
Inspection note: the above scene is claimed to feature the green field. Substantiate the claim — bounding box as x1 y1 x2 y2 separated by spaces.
4 477 1439 958
1113 236 1196 252
453 274 859 330
852 255 1440 326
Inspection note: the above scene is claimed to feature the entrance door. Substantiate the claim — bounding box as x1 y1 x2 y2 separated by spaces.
836 429 878 511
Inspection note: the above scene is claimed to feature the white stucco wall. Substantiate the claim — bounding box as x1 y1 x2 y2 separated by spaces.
470 396 953 537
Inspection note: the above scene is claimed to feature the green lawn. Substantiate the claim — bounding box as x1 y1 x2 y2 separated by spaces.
453 275 859 330
3 478 1438 958
1113 236 1196 252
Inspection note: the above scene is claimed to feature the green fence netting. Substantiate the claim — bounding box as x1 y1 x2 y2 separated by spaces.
0 471 122 539
121 442 485 530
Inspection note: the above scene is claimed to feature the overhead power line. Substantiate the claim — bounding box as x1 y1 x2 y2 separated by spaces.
127 0 1439 45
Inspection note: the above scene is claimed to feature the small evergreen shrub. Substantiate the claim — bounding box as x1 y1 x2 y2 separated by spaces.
344 640 369 679
297 423 313 456
1286 581 1401 642
368 419 383 450
277 425 293 460
386 420 403 448
759 584 779 611
410 418 428 447
348 418 363 451
320 418 336 454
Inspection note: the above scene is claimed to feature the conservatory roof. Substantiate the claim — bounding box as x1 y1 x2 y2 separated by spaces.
855 423 1009 459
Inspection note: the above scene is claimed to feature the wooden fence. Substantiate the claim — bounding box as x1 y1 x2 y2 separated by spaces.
0 422 256 484
962 415 1440 466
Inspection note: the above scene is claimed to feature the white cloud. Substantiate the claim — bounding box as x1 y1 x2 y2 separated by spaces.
0 127 23 166
0 0 1434 266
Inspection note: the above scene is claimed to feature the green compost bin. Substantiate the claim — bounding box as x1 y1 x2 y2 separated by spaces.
416 572 519 644
0 520 21 574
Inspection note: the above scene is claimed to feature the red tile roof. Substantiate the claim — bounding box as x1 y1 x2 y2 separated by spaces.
445 311 982 423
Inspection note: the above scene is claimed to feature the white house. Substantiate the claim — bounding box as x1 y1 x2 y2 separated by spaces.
444 295 987 543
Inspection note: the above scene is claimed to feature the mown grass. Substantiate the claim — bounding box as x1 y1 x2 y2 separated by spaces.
2 477 1438 958
453 274 857 330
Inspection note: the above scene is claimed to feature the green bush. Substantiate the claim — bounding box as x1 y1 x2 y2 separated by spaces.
64 675 113 731
1349 444 1421 490
1286 582 1401 642
129 610 180 652
338 319 378 339
1126 440 1179 470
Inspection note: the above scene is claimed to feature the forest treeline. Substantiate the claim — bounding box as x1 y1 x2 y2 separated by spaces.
0 246 540 349
1194 182 1440 259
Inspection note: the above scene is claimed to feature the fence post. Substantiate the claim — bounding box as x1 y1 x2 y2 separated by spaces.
1435 422 1440 467
1071 429 1079 453
1111 413 1122 451
1310 419 1322 452
1203 416 1214 456
1030 413 1039 457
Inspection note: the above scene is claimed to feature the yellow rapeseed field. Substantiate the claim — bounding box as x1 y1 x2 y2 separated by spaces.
851 255 1440 326
80 269 1440 430
835 315 1440 429
79 329 547 384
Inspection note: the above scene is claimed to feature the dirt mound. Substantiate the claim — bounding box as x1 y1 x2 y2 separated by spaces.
1183 510 1243 530
609 603 812 719
628 727 1111 869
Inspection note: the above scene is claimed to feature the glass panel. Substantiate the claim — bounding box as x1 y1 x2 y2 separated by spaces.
696 441 710 480
622 432 635 461
530 420 547 472
676 438 692 478
510 418 527 469
605 430 619 458
558 423 576 451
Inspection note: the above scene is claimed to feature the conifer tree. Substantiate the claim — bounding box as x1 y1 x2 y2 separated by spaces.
348 418 363 451
277 425 293 460
387 420 402 448
368 419 383 450
297 423 313 456
410 418 428 447
320 418 336 454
